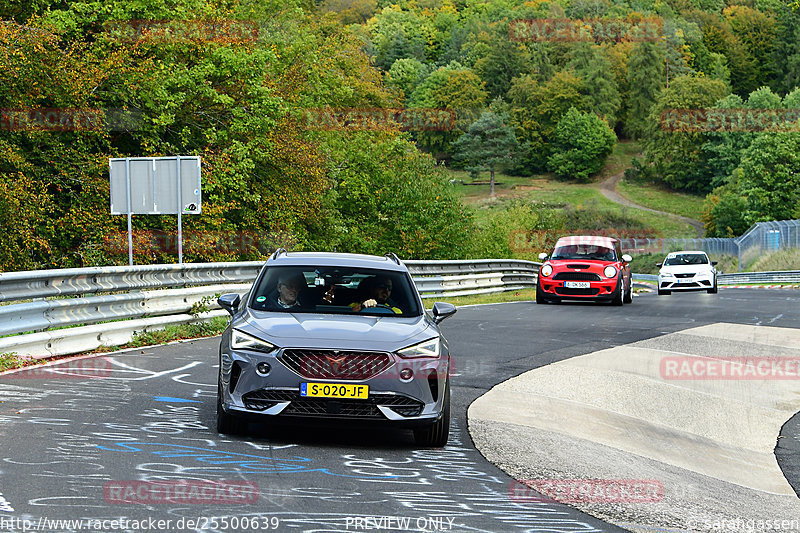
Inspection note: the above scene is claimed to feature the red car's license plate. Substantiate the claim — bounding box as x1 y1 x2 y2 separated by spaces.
564 281 590 288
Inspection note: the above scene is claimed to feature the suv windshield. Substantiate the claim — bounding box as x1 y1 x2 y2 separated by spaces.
664 254 709 266
250 266 422 317
551 244 616 261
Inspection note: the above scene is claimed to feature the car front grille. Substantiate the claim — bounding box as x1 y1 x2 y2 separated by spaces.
280 349 394 380
555 287 600 296
241 389 424 418
553 272 601 281
675 273 694 278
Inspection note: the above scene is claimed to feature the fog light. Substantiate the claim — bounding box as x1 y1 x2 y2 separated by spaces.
256 362 271 376
399 368 413 380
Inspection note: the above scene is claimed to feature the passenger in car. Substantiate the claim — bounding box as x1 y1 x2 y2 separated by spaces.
350 275 402 314
269 273 307 310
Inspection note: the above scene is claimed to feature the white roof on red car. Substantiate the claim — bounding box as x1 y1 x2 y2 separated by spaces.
554 235 618 247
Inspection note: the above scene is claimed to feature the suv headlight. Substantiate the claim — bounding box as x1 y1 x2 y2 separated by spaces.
603 266 617 278
540 264 553 277
660 270 673 278
232 330 276 353
398 338 440 358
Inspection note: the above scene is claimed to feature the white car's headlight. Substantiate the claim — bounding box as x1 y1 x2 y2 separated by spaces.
398 338 440 358
540 264 553 277
232 330 276 353
604 266 617 278
660 271 674 278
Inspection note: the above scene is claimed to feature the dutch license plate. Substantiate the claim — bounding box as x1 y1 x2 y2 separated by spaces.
300 382 368 399
564 281 590 289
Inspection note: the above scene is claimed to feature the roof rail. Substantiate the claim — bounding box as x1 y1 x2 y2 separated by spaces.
271 248 287 260
385 252 401 265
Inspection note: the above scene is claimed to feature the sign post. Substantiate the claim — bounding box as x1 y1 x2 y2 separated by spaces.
109 156 202 265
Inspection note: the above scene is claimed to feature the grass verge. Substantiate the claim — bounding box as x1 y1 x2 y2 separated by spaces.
451 172 696 238
0 352 34 372
92 317 230 352
617 179 706 220
424 288 537 307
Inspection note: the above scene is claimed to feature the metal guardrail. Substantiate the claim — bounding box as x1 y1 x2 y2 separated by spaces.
634 271 800 285
0 262 263 302
0 260 542 358
718 271 800 285
2 261 798 359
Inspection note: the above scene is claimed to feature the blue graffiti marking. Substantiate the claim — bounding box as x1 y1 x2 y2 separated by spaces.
153 396 201 403
96 442 397 479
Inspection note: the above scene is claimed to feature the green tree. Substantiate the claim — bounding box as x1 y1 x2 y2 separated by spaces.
625 42 666 139
452 111 520 196
723 5 777 88
546 107 617 182
736 133 800 224
567 43 621 127
386 58 430 101
643 75 729 192
408 62 487 158
472 24 531 100
771 6 800 93
702 184 750 237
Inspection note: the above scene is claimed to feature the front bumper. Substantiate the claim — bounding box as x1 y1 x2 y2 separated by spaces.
658 275 715 291
219 346 448 425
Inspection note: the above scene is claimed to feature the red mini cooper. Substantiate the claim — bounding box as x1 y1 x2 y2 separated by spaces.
536 236 633 305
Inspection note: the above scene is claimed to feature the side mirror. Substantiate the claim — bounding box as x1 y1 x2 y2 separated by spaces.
218 293 241 315
711 261 718 266
538 252 548 261
621 254 632 263
431 302 457 324
656 263 662 268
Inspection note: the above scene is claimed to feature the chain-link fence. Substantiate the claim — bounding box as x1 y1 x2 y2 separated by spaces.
620 219 800 271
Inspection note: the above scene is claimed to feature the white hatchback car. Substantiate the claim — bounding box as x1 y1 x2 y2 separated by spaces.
657 251 718 295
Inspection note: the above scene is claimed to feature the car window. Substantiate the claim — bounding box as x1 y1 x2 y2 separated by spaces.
250 266 421 316
551 244 616 261
664 254 709 266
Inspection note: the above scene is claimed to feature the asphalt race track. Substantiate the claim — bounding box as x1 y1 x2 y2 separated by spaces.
0 288 798 533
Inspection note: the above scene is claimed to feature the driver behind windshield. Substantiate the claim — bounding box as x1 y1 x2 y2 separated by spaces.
552 245 615 261
269 273 307 310
350 275 402 314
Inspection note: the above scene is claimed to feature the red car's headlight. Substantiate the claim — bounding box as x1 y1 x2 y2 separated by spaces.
540 264 553 277
604 266 618 278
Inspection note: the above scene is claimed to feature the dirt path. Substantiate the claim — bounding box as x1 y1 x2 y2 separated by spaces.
597 171 705 237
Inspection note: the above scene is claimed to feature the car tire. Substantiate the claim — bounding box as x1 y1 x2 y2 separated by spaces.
414 381 450 447
612 279 624 306
623 279 633 304
536 282 548 304
708 278 718 294
657 288 671 296
217 382 245 435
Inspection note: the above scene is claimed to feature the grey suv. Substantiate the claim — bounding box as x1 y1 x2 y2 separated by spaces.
216 250 456 446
